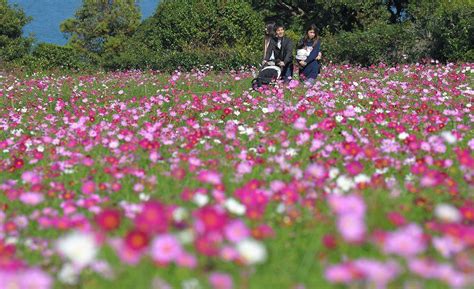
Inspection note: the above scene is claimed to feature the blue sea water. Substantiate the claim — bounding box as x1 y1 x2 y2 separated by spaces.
8 0 160 45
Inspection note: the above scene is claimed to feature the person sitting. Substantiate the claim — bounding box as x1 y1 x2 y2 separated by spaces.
264 23 294 83
296 24 322 86
263 22 276 66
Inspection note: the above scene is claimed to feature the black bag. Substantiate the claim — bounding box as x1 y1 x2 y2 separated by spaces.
252 65 281 89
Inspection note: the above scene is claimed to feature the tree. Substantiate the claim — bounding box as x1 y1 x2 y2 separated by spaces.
0 0 33 62
113 0 264 71
408 0 473 62
60 0 141 63
246 0 407 32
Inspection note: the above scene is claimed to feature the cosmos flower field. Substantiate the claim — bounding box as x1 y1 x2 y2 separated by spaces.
0 63 473 289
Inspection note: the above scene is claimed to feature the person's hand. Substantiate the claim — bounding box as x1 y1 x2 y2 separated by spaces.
278 61 285 67
299 61 307 66
262 60 267 65
316 52 322 60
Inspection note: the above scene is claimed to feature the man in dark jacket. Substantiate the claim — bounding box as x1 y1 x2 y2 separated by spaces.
264 24 294 83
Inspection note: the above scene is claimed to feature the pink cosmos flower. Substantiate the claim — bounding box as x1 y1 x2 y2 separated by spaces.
287 79 299 89
432 236 465 258
175 252 197 268
19 192 44 205
150 234 182 264
109 237 144 265
337 215 366 243
0 268 52 289
135 201 170 233
293 117 307 131
198 170 222 185
345 161 364 176
353 259 400 289
21 171 41 185
383 224 427 258
325 263 359 284
209 272 233 289
194 206 228 233
81 180 96 195
296 132 310 145
305 163 327 180
408 258 439 279
328 194 366 218
220 246 239 261
224 220 250 243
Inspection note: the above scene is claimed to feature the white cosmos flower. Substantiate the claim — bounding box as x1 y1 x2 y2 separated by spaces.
236 238 267 265
56 231 98 268
434 204 461 223
58 263 79 284
276 203 286 214
224 198 246 215
108 140 119 149
172 207 188 222
182 278 201 289
193 193 209 207
336 175 355 192
354 174 370 184
329 167 340 179
398 132 409 140
177 229 195 244
440 131 456 144
286 148 298 157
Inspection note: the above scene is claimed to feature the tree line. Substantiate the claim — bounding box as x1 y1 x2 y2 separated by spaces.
1 0 472 72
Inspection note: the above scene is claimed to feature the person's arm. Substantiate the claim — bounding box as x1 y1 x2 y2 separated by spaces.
283 38 294 65
304 40 320 63
264 38 276 61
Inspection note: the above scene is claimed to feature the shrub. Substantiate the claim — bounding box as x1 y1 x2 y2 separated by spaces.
322 22 428 66
32 43 91 70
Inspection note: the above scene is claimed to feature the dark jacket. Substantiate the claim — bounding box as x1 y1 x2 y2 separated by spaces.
296 38 321 79
264 37 294 66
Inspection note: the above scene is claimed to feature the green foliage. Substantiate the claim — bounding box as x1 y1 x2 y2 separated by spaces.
409 0 474 62
284 29 300 46
246 0 390 33
114 0 263 71
32 43 91 69
0 0 33 62
323 22 427 66
60 0 141 64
